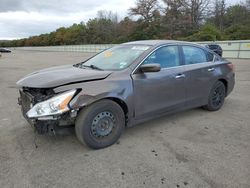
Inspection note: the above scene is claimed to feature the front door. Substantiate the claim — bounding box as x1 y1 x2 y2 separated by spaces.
132 45 186 119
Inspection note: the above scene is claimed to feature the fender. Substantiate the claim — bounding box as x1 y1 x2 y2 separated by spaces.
53 77 134 121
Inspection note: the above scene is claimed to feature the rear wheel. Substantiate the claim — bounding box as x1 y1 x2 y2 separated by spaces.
75 99 125 149
203 81 226 111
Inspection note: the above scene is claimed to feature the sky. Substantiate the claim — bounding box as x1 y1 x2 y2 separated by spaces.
0 0 241 40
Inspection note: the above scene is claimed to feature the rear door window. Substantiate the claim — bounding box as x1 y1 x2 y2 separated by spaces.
182 46 207 65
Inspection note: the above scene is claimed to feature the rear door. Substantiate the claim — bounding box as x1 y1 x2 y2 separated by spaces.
132 45 187 119
181 45 217 107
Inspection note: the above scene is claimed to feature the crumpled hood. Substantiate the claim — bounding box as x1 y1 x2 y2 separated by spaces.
17 65 112 88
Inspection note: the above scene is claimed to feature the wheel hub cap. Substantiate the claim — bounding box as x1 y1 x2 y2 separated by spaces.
91 111 115 138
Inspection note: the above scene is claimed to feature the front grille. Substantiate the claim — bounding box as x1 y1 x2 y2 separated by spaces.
20 90 34 118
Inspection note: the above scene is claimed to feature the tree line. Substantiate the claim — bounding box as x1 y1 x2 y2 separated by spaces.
1 0 250 47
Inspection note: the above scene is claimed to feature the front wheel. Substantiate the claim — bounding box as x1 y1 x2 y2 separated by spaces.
203 81 226 111
75 99 125 149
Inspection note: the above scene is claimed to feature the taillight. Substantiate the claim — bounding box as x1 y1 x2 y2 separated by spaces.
227 63 235 73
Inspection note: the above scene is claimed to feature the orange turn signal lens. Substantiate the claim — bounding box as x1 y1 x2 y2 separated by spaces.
59 95 73 110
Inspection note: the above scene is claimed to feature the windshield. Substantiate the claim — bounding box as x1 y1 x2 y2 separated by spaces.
82 45 150 70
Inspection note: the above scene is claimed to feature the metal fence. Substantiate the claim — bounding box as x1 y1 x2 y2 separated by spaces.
13 44 115 53
12 40 250 59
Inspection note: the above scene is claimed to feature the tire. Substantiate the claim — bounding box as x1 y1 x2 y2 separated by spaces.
75 99 125 149
203 81 226 111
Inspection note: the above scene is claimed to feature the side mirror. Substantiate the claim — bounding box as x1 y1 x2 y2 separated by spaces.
140 63 161 73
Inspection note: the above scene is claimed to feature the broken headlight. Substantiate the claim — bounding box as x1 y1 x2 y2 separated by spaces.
27 90 76 118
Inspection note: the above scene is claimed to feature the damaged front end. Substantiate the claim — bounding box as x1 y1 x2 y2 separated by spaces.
18 87 78 135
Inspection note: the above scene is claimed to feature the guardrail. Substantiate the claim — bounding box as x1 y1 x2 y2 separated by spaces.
11 40 250 59
12 44 115 53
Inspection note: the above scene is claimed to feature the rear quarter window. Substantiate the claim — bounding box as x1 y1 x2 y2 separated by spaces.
206 51 215 62
214 54 222 62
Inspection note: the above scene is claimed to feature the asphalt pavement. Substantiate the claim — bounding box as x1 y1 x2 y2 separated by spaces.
0 50 249 188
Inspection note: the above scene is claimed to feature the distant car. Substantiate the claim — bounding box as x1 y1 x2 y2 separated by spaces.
0 48 11 53
17 40 235 149
205 44 222 57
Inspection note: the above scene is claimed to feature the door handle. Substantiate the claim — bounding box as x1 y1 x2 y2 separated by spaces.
208 68 215 72
175 74 185 79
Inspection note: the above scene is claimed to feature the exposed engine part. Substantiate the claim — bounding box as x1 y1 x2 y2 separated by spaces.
22 87 55 103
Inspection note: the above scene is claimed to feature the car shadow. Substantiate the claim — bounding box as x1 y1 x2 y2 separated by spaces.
15 107 208 153
123 108 205 137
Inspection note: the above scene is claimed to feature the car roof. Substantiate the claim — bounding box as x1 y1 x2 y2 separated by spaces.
122 40 196 47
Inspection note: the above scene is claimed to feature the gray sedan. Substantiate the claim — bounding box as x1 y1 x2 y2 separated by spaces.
17 40 235 149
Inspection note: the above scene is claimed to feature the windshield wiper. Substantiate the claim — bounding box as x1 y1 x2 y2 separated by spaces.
82 64 103 71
